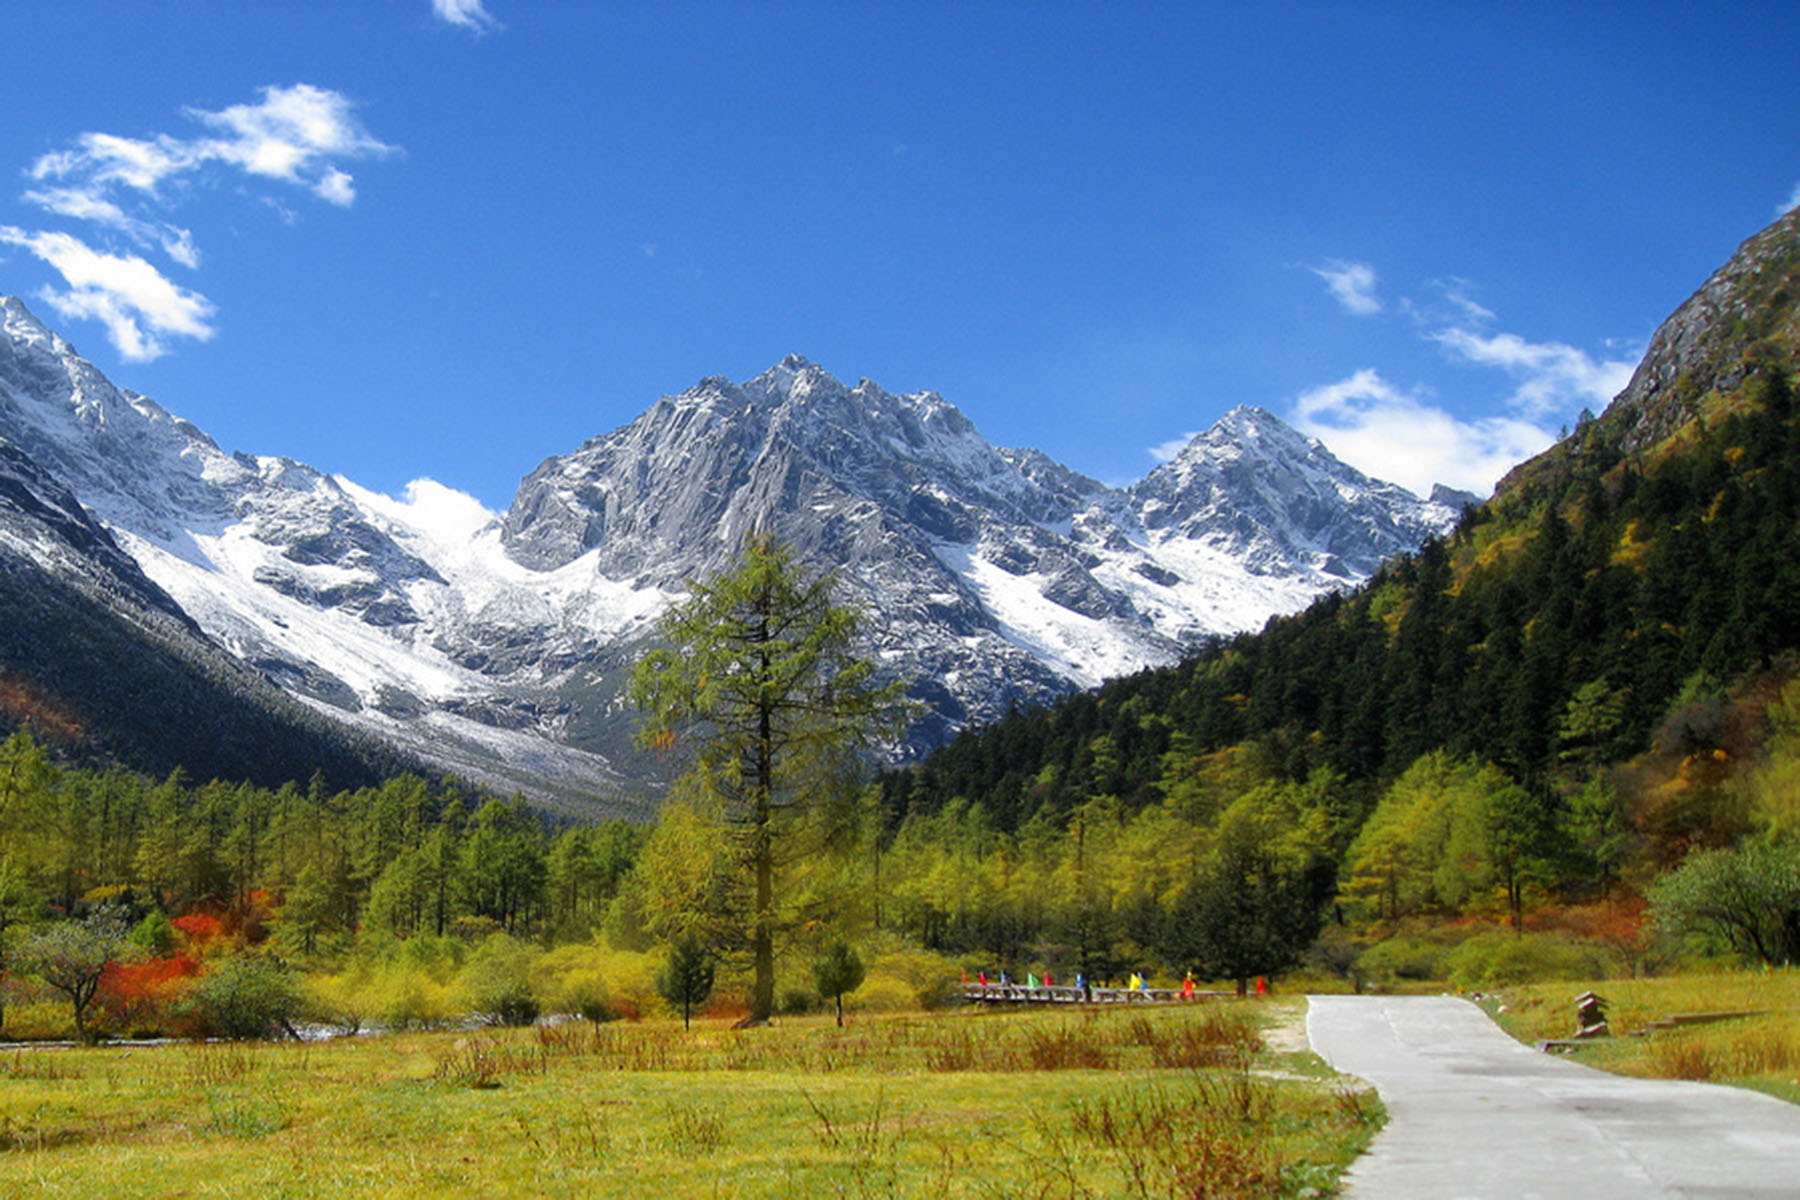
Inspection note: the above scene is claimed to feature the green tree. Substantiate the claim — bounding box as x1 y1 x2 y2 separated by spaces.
1160 783 1331 994
364 849 429 938
0 731 57 825
630 536 906 1023
458 799 547 934
1648 839 1800 966
658 934 716 1030
1340 752 1523 922
18 907 133 1041
1564 774 1632 897
0 858 43 1033
810 939 866 1027
182 954 304 1039
1484 783 1558 930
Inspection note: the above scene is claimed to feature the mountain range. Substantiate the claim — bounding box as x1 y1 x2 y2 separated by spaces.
0 294 1467 811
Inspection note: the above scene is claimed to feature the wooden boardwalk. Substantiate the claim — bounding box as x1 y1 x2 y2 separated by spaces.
956 984 1229 1006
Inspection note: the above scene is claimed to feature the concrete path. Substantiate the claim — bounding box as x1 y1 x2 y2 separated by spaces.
1307 994 1800 1198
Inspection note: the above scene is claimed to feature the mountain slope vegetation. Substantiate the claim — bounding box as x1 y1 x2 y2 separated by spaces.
863 211 1800 978
891 210 1800 827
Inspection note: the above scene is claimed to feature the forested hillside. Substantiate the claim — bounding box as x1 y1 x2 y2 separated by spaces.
890 211 1800 825
0 737 640 947
866 210 1800 984
0 433 414 794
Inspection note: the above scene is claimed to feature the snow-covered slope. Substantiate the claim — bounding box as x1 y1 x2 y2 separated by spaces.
0 296 650 812
0 300 1461 804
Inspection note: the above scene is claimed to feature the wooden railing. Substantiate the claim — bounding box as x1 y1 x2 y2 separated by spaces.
955 984 1228 1005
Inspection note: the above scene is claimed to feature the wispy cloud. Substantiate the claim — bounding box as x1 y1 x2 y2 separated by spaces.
1781 181 1800 217
0 228 215 361
12 85 392 360
1311 259 1382 316
1293 369 1552 498
30 84 394 209
23 186 200 268
1290 264 1640 498
432 0 501 32
1432 326 1635 420
1149 432 1199 464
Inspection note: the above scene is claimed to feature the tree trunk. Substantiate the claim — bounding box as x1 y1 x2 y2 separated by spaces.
749 703 776 1024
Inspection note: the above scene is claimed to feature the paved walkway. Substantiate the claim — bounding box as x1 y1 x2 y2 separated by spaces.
1307 994 1800 1198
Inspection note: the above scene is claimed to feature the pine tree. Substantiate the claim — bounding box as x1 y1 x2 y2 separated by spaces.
658 934 716 1030
810 939 866 1027
630 536 907 1023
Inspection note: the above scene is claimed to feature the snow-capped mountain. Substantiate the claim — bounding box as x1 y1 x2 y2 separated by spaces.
0 298 1462 807
0 404 413 792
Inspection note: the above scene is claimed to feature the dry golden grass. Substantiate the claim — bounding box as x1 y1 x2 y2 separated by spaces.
1481 968 1800 1104
0 999 1379 1198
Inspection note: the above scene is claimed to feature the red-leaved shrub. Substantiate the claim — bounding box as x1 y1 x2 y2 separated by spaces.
97 954 202 1035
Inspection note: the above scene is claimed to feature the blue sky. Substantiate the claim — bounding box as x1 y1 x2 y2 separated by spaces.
2 2 1797 509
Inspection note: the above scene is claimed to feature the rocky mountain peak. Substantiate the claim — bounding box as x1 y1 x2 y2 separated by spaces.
0 317 1463 800
1493 209 1799 503
1605 208 1798 455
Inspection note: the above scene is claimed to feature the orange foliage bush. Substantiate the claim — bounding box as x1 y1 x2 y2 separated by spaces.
700 996 750 1024
0 673 85 742
97 954 202 1034
173 913 225 943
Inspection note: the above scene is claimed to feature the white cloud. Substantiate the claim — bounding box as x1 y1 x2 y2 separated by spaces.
186 84 394 205
31 131 190 195
1781 181 1800 217
1287 289 1638 498
1292 369 1552 498
1291 256 1645 498
1312 259 1382 316
13 84 391 359
1149 432 1199 464
23 186 200 268
1427 278 1495 325
432 0 501 32
27 84 393 220
1433 327 1635 419
0 228 215 361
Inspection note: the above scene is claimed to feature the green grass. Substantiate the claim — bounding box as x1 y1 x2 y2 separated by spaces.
1479 968 1800 1105
0 999 1380 1198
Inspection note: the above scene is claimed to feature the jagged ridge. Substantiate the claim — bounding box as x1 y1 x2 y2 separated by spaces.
0 308 1461 804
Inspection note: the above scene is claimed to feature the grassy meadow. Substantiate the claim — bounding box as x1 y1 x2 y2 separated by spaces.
1480 968 1800 1105
0 998 1381 1199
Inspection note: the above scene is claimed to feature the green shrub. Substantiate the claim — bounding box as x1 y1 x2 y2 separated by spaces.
458 934 542 1026
865 942 962 1010
1444 931 1610 990
1356 937 1445 984
181 954 303 1040
1649 840 1800 966
303 968 377 1035
560 971 618 1026
777 987 820 1015
129 910 177 957
849 974 915 1013
374 966 459 1029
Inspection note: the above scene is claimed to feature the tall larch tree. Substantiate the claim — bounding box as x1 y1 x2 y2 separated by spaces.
630 536 907 1024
